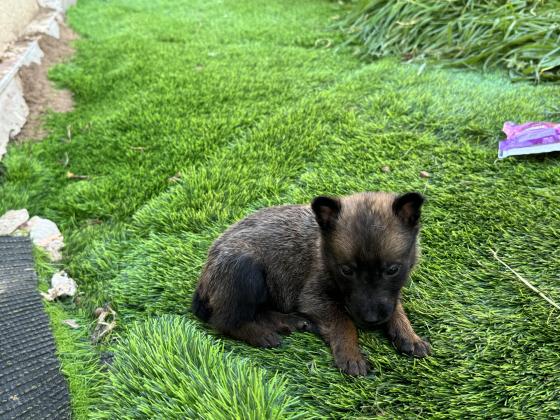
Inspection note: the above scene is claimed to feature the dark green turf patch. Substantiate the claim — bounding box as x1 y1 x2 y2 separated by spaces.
0 0 559 417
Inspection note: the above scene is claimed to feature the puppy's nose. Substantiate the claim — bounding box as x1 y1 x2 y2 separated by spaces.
377 303 394 321
364 302 394 324
362 311 380 324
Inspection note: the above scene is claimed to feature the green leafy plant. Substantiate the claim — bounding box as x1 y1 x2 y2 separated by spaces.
342 0 560 82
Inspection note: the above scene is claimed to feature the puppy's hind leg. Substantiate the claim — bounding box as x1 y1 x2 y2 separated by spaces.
229 321 282 348
259 311 319 335
206 254 282 348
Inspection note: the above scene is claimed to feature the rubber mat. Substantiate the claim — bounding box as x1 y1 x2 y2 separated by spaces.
0 236 70 419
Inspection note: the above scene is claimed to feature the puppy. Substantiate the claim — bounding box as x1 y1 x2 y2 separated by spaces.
192 192 431 376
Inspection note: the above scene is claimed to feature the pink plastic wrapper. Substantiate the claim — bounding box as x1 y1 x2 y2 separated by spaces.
498 121 560 159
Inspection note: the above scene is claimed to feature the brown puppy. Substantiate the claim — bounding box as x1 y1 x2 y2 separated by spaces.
192 192 431 376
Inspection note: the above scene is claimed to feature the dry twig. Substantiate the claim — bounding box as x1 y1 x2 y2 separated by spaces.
491 249 560 311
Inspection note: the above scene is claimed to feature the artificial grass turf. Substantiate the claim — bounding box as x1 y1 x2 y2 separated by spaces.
94 316 306 419
34 248 103 417
0 0 559 417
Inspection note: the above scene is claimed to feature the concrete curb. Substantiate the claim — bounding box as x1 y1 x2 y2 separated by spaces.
0 0 76 160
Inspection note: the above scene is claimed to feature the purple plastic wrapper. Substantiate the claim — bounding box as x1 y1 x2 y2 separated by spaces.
498 121 560 159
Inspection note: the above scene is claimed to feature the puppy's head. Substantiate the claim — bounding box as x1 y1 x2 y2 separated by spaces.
311 191 424 328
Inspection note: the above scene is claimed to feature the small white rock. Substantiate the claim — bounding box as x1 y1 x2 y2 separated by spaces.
0 209 29 235
41 271 77 301
26 216 64 261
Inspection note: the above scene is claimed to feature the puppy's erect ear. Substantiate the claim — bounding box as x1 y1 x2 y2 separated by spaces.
393 192 424 227
311 196 341 231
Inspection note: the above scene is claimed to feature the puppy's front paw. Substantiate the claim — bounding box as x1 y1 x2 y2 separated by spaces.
334 352 369 376
394 336 431 358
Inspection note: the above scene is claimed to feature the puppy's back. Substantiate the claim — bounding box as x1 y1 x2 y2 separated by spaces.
198 205 320 312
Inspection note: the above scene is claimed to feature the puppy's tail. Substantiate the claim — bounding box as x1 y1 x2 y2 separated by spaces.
192 288 212 322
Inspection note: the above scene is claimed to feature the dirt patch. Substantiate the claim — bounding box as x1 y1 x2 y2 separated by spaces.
16 19 77 141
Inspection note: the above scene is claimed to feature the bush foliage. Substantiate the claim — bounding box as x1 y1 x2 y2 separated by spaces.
342 0 560 82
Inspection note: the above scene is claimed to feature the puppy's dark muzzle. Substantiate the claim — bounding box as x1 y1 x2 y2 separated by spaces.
356 316 392 329
345 305 394 329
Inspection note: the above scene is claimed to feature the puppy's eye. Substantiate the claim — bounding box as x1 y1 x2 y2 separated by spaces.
385 264 400 276
340 265 354 276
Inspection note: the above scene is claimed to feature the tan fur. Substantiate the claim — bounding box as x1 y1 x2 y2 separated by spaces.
332 193 414 262
387 301 431 357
